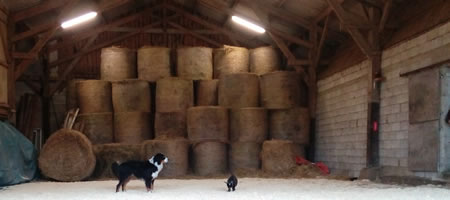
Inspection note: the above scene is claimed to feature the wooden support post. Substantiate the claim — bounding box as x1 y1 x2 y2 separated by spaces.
42 57 51 142
306 26 319 161
366 6 382 167
7 11 16 123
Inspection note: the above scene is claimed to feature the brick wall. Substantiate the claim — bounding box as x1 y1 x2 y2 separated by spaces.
316 21 450 178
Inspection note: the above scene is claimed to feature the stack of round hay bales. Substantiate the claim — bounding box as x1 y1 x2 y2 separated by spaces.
196 79 219 106
114 112 151 144
261 140 304 174
192 141 227 176
141 138 189 177
249 46 280 75
213 45 249 79
230 107 267 143
111 79 152 144
76 113 114 144
76 80 112 114
76 80 114 145
269 107 310 144
111 79 151 112
218 73 259 108
177 47 213 80
66 79 83 111
187 106 229 175
154 112 187 138
92 143 142 178
229 108 267 172
137 46 171 82
38 129 96 181
260 71 302 109
229 142 261 172
156 78 193 113
100 46 136 81
155 78 193 139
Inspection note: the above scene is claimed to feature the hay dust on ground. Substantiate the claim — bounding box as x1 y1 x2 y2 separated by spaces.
1 178 449 200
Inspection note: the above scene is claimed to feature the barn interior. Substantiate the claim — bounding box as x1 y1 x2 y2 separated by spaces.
0 0 449 197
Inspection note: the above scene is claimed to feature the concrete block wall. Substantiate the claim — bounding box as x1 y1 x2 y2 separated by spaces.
316 21 450 178
316 61 369 177
379 21 450 179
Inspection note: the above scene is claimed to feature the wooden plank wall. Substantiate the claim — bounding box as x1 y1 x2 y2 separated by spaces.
0 2 8 105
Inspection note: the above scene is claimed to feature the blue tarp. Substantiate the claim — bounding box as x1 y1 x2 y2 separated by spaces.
0 121 37 186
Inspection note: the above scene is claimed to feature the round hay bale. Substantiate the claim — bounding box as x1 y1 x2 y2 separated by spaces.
261 140 304 174
138 46 171 82
76 112 114 144
38 129 96 181
76 80 112 113
260 71 302 109
230 107 267 143
270 107 310 144
141 139 189 177
192 141 227 176
100 46 136 81
249 46 280 75
177 47 213 80
114 112 152 144
229 142 261 172
112 79 151 112
213 45 249 79
218 73 259 108
196 79 219 106
154 112 186 139
156 78 193 112
66 79 83 111
92 143 142 178
187 106 228 142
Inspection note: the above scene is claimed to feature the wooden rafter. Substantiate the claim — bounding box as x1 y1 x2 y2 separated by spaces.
326 0 374 57
164 2 261 47
378 0 392 33
12 0 69 22
315 0 345 23
14 0 81 80
49 20 163 68
353 0 383 9
12 0 133 42
314 16 330 66
49 35 98 96
107 27 221 34
46 4 163 52
268 32 295 60
167 21 221 47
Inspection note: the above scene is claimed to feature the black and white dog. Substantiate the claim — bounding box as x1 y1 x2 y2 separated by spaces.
111 153 168 192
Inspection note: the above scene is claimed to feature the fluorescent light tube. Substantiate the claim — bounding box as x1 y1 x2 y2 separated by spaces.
232 15 266 33
61 12 98 29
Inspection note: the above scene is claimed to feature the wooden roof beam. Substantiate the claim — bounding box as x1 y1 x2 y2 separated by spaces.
315 0 345 23
49 20 163 68
164 2 261 47
353 0 383 9
12 0 134 42
326 0 374 57
167 21 222 47
12 0 69 22
14 0 81 80
378 0 392 33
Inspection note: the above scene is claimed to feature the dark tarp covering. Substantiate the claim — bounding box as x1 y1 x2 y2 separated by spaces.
0 121 37 186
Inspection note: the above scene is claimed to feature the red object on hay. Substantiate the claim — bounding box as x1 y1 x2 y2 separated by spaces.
295 156 329 175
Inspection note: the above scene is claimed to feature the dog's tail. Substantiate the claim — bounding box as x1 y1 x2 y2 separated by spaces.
111 162 120 178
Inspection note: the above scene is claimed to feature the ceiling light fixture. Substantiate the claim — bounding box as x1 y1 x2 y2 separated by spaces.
61 12 98 29
231 16 266 33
